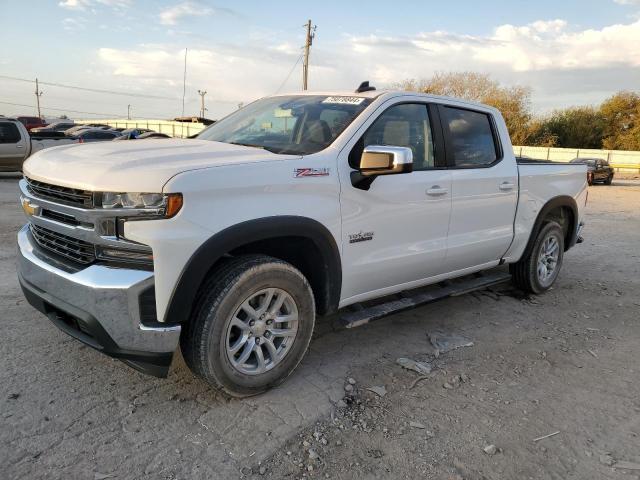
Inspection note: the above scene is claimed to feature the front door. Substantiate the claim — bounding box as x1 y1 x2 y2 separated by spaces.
338 101 452 304
0 122 27 171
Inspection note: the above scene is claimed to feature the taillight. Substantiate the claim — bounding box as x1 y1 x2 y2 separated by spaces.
78 138 84 144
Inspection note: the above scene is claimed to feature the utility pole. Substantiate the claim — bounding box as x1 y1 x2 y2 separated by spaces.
127 104 131 120
197 89 207 118
34 78 43 118
302 19 316 90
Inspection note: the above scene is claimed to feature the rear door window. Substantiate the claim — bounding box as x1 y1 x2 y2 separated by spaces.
441 107 499 167
0 123 21 143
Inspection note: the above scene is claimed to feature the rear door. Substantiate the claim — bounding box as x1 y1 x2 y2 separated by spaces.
338 100 452 303
0 122 27 171
439 105 518 272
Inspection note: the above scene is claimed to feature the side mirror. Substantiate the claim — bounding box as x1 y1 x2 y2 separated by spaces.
351 145 413 190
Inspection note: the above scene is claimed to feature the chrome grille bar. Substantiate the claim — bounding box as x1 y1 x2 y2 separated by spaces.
30 224 96 265
25 177 94 208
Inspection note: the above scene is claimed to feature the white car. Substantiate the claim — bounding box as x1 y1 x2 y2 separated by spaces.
17 86 587 396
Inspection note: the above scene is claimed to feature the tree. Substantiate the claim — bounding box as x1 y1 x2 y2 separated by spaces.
394 72 532 144
524 119 558 147
600 91 640 151
535 107 605 149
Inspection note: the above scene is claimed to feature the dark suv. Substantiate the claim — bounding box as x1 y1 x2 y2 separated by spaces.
570 157 614 185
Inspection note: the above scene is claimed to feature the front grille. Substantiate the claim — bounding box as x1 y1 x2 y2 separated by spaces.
30 224 96 265
41 209 81 226
25 177 94 208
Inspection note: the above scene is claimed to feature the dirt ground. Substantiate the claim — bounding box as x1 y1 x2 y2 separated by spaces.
1 174 639 480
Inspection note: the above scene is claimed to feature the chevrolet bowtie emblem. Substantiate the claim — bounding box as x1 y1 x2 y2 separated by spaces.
21 197 40 217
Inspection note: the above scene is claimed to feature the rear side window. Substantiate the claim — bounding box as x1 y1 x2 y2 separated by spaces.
441 107 498 167
0 123 21 143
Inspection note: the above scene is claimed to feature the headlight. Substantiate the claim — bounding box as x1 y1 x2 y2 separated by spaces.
100 192 183 218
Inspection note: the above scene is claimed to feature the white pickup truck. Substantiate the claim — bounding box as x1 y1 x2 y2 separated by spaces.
0 118 76 172
17 86 587 396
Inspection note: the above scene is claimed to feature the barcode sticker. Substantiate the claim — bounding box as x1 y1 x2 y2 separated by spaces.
322 96 366 105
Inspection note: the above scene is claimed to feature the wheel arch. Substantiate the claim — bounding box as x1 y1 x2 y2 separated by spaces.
520 195 579 261
163 216 342 323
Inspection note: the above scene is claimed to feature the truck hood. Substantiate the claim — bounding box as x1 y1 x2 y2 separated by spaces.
23 139 298 192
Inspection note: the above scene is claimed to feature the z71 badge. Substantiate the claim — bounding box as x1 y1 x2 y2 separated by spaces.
294 168 330 178
349 231 374 244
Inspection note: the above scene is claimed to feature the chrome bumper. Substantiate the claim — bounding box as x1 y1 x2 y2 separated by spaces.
17 225 181 377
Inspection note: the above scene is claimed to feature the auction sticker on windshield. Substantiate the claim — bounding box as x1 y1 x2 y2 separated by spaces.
322 96 365 105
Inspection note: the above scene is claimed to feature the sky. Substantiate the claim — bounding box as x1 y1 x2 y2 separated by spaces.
0 0 639 120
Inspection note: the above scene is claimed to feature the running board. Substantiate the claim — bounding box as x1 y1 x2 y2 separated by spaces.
340 271 512 329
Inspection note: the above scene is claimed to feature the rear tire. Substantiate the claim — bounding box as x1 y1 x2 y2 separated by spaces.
510 221 564 294
181 255 316 397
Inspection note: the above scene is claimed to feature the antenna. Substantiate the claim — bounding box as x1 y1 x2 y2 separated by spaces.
355 81 376 93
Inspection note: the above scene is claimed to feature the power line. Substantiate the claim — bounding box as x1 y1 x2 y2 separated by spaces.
0 74 176 101
0 100 160 118
0 74 242 104
274 54 304 95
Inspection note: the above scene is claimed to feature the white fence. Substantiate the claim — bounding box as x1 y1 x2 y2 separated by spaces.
76 119 207 138
514 146 640 172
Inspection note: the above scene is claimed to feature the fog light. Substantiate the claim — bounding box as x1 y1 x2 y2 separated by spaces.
97 247 153 264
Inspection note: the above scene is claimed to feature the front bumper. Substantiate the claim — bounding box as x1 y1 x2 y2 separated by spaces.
17 225 181 377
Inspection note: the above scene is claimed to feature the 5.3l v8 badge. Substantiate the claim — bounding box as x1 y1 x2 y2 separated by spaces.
349 231 374 244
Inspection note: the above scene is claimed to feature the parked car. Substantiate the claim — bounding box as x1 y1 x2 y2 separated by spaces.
138 132 170 139
71 129 121 143
0 118 77 171
64 124 112 136
18 86 587 396
17 116 46 131
570 157 614 185
31 121 76 134
112 128 154 140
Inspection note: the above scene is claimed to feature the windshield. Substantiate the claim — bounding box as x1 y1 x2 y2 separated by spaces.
197 95 372 155
571 158 596 166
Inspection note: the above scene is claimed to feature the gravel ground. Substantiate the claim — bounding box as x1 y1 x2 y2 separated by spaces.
1 174 639 480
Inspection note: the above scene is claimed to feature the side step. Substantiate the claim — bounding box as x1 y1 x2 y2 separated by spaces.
340 271 512 329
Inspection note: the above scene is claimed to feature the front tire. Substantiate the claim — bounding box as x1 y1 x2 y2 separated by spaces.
510 221 564 294
181 255 316 397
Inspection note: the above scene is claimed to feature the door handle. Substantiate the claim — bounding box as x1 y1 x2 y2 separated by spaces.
16 145 24 149
499 182 515 191
426 186 448 196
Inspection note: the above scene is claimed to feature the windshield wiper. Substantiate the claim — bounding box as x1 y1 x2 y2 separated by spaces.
228 142 265 150
227 142 302 155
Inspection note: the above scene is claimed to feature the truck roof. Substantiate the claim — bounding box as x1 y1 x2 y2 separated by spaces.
271 89 498 113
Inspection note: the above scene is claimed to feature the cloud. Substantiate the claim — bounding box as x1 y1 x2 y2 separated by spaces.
348 19 640 73
159 2 214 25
58 0 91 9
58 0 130 10
62 17 87 31
92 17 640 118
614 0 640 4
